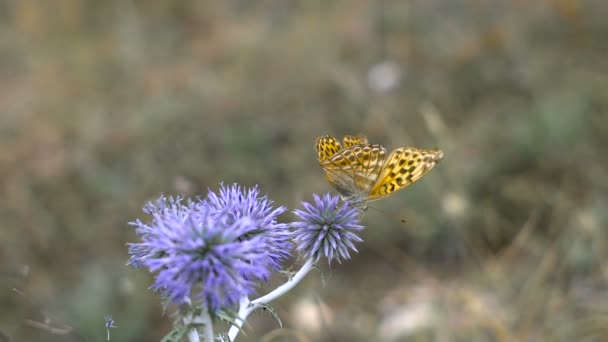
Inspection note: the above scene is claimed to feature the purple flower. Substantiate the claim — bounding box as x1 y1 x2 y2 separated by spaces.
105 315 116 341
104 314 116 329
128 190 289 310
292 193 364 264
204 183 292 270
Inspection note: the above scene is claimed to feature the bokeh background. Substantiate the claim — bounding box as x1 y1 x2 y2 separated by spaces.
1 1 607 341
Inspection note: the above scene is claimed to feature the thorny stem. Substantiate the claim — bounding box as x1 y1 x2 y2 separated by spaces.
183 300 213 342
227 258 315 341
187 328 200 342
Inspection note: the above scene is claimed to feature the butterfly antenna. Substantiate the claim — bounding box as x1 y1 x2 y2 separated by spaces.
367 205 407 223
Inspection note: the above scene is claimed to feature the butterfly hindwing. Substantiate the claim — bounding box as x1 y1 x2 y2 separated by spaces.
349 144 386 191
319 143 386 199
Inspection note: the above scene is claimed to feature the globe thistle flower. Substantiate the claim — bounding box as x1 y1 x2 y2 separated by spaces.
127 193 285 310
204 183 292 270
127 196 192 269
292 193 364 264
104 315 116 341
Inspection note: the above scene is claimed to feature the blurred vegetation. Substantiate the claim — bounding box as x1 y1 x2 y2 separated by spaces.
1 1 607 341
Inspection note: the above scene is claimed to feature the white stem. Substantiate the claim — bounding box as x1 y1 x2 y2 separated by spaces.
200 311 214 342
227 258 315 341
227 296 250 341
185 305 214 342
187 328 200 342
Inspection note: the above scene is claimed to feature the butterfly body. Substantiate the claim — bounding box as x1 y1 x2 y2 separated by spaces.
315 135 443 206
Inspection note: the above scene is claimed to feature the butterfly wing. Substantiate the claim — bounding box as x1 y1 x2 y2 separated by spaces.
319 144 387 199
316 134 370 162
315 135 342 162
368 147 444 201
342 135 368 148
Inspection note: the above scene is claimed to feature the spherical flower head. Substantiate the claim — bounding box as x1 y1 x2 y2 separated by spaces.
204 183 292 270
128 195 276 311
292 193 364 264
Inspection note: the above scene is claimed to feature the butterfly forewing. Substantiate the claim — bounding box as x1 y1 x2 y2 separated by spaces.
368 147 443 200
315 135 342 162
342 135 368 148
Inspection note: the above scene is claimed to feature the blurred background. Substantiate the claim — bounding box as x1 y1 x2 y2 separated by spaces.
1 1 607 341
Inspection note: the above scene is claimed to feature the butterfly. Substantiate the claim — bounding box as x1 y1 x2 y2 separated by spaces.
315 134 444 206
